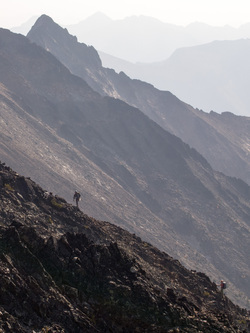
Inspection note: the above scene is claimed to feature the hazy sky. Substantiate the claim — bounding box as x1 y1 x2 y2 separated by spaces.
1 0 250 29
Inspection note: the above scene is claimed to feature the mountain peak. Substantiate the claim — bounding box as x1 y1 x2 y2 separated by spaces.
37 13 53 22
31 14 71 35
27 16 104 87
31 14 55 29
79 11 112 25
87 11 112 21
28 14 73 44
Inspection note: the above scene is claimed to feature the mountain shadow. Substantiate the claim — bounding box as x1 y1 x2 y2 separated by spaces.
0 26 250 308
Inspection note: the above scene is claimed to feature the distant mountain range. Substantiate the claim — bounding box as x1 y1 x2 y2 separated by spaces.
66 12 250 63
0 17 249 309
100 39 250 117
67 13 250 116
11 12 250 63
12 13 250 116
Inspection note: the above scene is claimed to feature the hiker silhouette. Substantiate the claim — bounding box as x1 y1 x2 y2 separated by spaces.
73 191 81 208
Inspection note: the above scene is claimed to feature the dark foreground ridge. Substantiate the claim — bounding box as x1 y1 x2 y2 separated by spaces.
0 161 249 332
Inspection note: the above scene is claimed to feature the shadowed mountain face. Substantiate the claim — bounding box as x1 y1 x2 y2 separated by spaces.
0 26 250 308
0 163 249 332
27 15 250 186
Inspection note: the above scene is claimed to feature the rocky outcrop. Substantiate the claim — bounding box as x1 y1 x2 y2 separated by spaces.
0 162 249 332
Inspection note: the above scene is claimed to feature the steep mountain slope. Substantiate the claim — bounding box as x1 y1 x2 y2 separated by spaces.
0 162 249 332
27 15 250 186
0 27 250 308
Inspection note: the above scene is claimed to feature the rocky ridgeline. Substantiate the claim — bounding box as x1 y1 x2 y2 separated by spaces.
0 161 249 332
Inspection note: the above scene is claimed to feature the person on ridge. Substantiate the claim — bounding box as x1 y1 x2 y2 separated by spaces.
73 190 81 208
219 280 226 294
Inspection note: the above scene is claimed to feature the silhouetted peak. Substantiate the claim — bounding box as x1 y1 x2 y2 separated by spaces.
28 15 103 74
30 14 71 38
37 14 53 23
83 11 112 24
31 14 56 29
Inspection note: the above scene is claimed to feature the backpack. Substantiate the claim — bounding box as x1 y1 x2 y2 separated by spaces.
74 191 81 200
